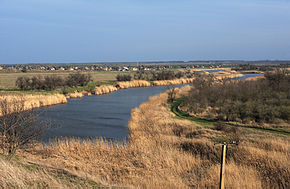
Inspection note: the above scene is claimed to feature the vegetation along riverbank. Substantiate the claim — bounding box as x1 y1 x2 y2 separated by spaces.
0 69 246 106
1 69 289 187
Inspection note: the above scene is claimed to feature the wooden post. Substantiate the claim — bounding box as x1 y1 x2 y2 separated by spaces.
219 143 227 189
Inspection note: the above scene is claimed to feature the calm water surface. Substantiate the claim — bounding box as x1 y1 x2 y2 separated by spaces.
237 73 264 80
40 85 185 141
40 73 263 141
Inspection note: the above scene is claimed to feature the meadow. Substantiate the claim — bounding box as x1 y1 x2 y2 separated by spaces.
0 71 123 89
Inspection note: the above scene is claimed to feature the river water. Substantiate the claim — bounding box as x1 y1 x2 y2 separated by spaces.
40 73 263 141
40 85 185 141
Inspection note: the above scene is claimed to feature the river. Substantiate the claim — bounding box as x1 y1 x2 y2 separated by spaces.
40 73 263 141
40 85 185 141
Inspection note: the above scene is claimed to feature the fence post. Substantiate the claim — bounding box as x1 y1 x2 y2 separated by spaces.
219 143 227 189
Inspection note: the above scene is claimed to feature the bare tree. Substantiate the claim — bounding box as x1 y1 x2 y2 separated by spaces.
66 72 92 87
0 96 47 159
167 87 177 103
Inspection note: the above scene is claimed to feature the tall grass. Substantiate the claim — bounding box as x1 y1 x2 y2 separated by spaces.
12 86 288 188
116 80 151 89
153 78 194 86
66 91 84 98
0 93 67 114
95 85 118 95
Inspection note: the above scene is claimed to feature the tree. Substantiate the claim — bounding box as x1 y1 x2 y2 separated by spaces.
15 77 31 90
116 74 132 81
0 96 47 159
66 72 92 87
167 87 177 103
264 68 289 90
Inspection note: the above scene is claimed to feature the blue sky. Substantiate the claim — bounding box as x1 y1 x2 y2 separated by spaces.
1 0 290 64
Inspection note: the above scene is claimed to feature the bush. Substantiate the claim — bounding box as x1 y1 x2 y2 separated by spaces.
16 76 65 91
44 76 64 90
0 97 47 159
15 77 30 90
183 70 290 124
116 74 132 81
167 87 177 103
16 72 91 91
66 72 92 87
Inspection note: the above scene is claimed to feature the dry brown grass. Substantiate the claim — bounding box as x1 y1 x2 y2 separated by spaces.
67 91 84 98
190 68 232 72
246 76 265 81
0 93 67 114
116 80 151 89
0 156 108 188
213 72 244 80
153 78 194 86
95 85 118 95
2 86 289 188
0 157 64 188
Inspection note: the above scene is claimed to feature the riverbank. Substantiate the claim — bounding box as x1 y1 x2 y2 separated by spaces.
0 93 67 114
73 78 196 96
68 71 243 97
12 85 289 188
0 68 249 114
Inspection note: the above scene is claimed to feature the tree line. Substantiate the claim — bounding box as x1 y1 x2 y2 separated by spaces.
16 72 92 91
116 70 194 81
182 69 290 124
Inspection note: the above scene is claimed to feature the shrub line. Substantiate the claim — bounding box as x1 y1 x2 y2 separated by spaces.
170 98 290 135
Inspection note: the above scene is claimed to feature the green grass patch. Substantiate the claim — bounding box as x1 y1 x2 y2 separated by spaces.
0 90 58 95
98 80 116 85
170 98 290 136
213 136 231 144
170 98 216 126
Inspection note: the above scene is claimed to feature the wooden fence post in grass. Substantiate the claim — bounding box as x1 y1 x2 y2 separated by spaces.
219 143 227 189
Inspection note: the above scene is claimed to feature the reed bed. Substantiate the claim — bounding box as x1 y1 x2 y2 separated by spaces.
116 80 151 89
153 78 194 86
0 93 67 114
81 91 92 96
67 91 84 98
246 76 265 81
95 85 118 95
214 73 244 80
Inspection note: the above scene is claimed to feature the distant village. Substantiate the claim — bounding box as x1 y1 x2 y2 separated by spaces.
0 62 224 72
0 61 288 72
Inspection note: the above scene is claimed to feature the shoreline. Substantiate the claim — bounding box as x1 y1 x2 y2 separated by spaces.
17 84 288 188
0 71 250 111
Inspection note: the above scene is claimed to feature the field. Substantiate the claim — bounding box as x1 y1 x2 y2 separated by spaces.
0 71 126 89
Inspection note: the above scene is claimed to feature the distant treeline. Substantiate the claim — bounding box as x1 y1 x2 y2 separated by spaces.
182 69 290 124
233 64 290 72
116 70 194 81
16 72 91 91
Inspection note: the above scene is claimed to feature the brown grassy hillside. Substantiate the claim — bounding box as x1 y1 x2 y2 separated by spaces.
11 86 288 188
